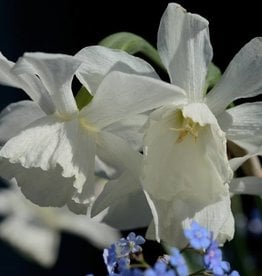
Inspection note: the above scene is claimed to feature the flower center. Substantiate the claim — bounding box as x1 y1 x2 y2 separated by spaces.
129 241 136 250
170 116 200 143
79 117 98 133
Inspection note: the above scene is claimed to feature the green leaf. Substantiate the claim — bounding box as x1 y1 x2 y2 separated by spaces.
99 32 165 70
205 62 222 92
75 86 93 110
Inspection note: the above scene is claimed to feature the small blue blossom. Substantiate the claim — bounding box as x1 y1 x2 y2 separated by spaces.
103 243 130 275
103 233 146 275
169 248 188 276
145 261 176 276
204 241 230 275
118 257 130 272
184 221 211 250
229 271 240 276
103 244 117 274
119 232 146 255
121 268 144 276
102 228 238 276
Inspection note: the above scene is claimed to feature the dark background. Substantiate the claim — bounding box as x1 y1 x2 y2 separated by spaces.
1 0 261 111
0 0 261 110
0 0 261 275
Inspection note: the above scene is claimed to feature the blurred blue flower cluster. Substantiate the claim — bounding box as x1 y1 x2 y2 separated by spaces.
96 222 240 276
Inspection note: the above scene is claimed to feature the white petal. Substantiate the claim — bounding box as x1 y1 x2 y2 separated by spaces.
95 156 118 179
0 188 15 215
143 103 233 245
91 172 140 217
216 207 235 245
56 213 120 248
75 46 159 94
218 102 262 153
144 197 189 247
70 122 96 205
0 181 112 263
104 114 148 151
157 3 212 101
92 171 151 230
82 71 186 128
143 103 232 204
0 100 45 144
0 158 76 209
0 184 66 266
230 176 262 195
96 131 142 178
145 221 158 243
144 191 160 242
229 147 262 171
207 38 262 115
182 102 218 125
0 114 97 211
0 180 32 215
13 52 81 116
0 216 60 267
182 190 235 245
0 52 20 88
103 190 152 230
145 189 234 246
0 52 55 114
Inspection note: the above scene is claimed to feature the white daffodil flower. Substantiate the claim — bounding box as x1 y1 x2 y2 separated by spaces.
0 47 170 214
75 46 161 152
92 3 262 247
0 180 120 267
143 3 262 246
0 45 189 220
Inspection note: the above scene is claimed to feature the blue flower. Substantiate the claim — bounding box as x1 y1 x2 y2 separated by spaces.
103 232 145 275
204 241 230 275
121 268 144 276
184 221 211 250
229 271 240 276
169 248 188 276
118 257 130 272
103 244 117 274
119 232 146 255
144 261 176 276
103 243 130 275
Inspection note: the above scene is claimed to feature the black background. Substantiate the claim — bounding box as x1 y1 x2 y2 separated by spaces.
1 0 261 110
0 0 261 275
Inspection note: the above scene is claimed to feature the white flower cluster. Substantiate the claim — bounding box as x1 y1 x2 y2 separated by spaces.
0 2 262 265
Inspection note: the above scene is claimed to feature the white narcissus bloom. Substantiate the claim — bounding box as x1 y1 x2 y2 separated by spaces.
0 47 168 214
0 180 120 267
0 45 188 222
143 3 262 246
92 3 262 247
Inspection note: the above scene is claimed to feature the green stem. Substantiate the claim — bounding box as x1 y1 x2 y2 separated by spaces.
180 243 190 254
129 253 150 269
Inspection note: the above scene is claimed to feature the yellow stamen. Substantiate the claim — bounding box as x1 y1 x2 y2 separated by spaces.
170 117 199 143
